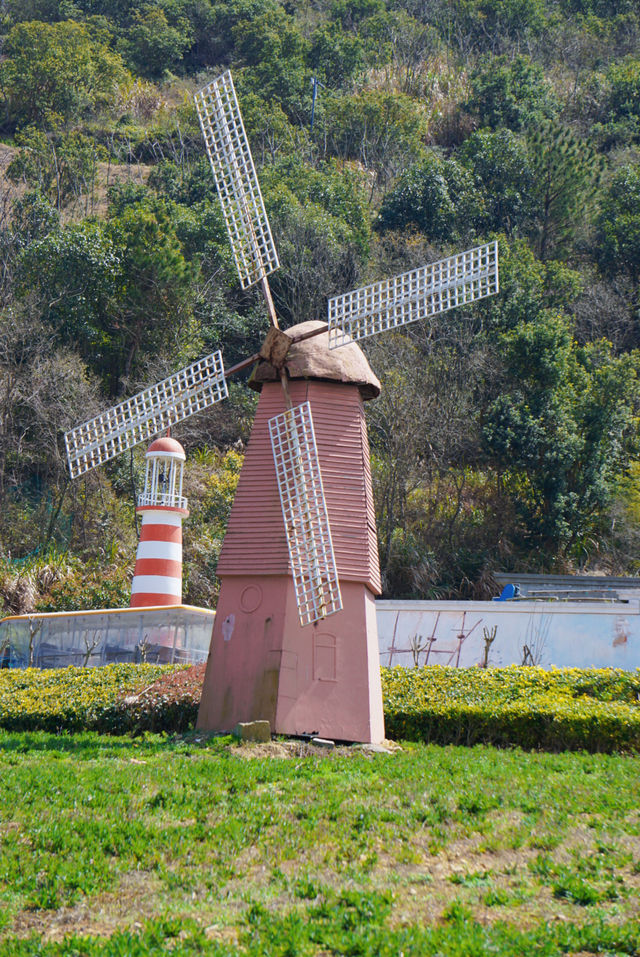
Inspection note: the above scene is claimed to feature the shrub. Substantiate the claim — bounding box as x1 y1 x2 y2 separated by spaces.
382 666 640 753
1 664 639 752
0 664 198 734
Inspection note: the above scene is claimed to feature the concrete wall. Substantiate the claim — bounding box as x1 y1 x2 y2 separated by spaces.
376 599 640 670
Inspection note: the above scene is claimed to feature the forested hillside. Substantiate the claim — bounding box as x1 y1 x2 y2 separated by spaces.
1 0 639 613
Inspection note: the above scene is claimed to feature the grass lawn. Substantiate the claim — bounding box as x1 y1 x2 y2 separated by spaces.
0 732 639 955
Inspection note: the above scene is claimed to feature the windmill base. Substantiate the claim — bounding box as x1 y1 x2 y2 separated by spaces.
197 577 385 744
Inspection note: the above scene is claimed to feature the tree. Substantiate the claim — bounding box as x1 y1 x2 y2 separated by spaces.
266 186 362 325
376 154 482 242
0 306 101 554
595 164 640 308
11 189 59 246
458 128 537 237
125 6 193 78
240 93 311 166
527 120 604 260
177 0 279 70
7 127 107 211
319 89 427 187
308 23 366 89
364 320 504 598
233 7 310 118
464 54 556 131
452 0 547 55
362 11 440 93
257 156 370 323
482 311 640 557
607 56 640 125
0 20 128 128
261 156 370 256
105 197 197 386
16 219 120 376
479 235 583 335
16 196 196 394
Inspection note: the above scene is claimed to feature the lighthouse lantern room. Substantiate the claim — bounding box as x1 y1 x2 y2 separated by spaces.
130 437 189 608
139 437 187 509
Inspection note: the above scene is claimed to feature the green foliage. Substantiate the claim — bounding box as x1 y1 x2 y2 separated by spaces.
383 666 640 752
376 153 480 242
125 6 192 78
361 10 441 91
308 22 366 89
464 54 556 131
3 663 640 753
262 156 370 256
454 0 550 53
10 189 59 245
457 129 537 237
0 20 128 128
261 157 370 322
319 89 427 184
483 235 583 333
178 0 281 69
17 193 196 394
2 0 640 596
0 664 184 732
595 163 640 295
527 120 604 259
483 312 640 552
607 56 640 126
7 127 107 208
183 448 243 606
233 7 310 116
240 92 311 165
35 559 131 612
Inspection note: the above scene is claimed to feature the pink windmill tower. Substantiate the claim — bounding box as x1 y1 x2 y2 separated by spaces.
130 436 188 607
62 69 499 744
197 321 386 742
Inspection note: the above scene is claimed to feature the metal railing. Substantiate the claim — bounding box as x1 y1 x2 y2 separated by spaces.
137 491 188 510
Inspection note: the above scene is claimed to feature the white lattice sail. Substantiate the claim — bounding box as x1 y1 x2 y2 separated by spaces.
195 71 280 290
65 352 228 479
269 402 342 626
328 241 499 349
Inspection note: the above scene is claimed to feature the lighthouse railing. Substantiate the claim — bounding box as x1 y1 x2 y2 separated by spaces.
137 490 188 510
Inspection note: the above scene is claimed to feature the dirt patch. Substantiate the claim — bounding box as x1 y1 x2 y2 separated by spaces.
224 739 401 760
10 870 165 942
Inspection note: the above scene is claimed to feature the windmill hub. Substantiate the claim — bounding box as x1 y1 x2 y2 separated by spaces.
251 320 381 399
258 326 292 371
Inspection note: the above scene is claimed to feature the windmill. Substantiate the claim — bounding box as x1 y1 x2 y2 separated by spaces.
64 70 499 743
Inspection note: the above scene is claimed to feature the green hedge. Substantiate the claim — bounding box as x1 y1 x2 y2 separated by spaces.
1 664 639 752
382 665 640 753
0 664 195 735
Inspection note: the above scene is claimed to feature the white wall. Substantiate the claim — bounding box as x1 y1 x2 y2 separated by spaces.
376 599 640 670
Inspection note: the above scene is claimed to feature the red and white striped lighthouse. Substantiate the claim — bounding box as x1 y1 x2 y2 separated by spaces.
130 437 189 607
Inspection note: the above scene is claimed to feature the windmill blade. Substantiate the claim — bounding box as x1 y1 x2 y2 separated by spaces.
327 240 499 350
195 71 280 291
65 352 228 479
269 402 342 627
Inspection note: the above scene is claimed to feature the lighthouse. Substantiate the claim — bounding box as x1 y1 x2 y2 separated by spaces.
130 437 189 607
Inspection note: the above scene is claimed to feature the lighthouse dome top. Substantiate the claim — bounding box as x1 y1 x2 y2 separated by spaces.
146 437 186 460
249 320 381 400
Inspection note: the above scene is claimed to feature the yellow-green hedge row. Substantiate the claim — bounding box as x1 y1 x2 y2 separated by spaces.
382 666 640 752
0 664 639 751
0 664 192 734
